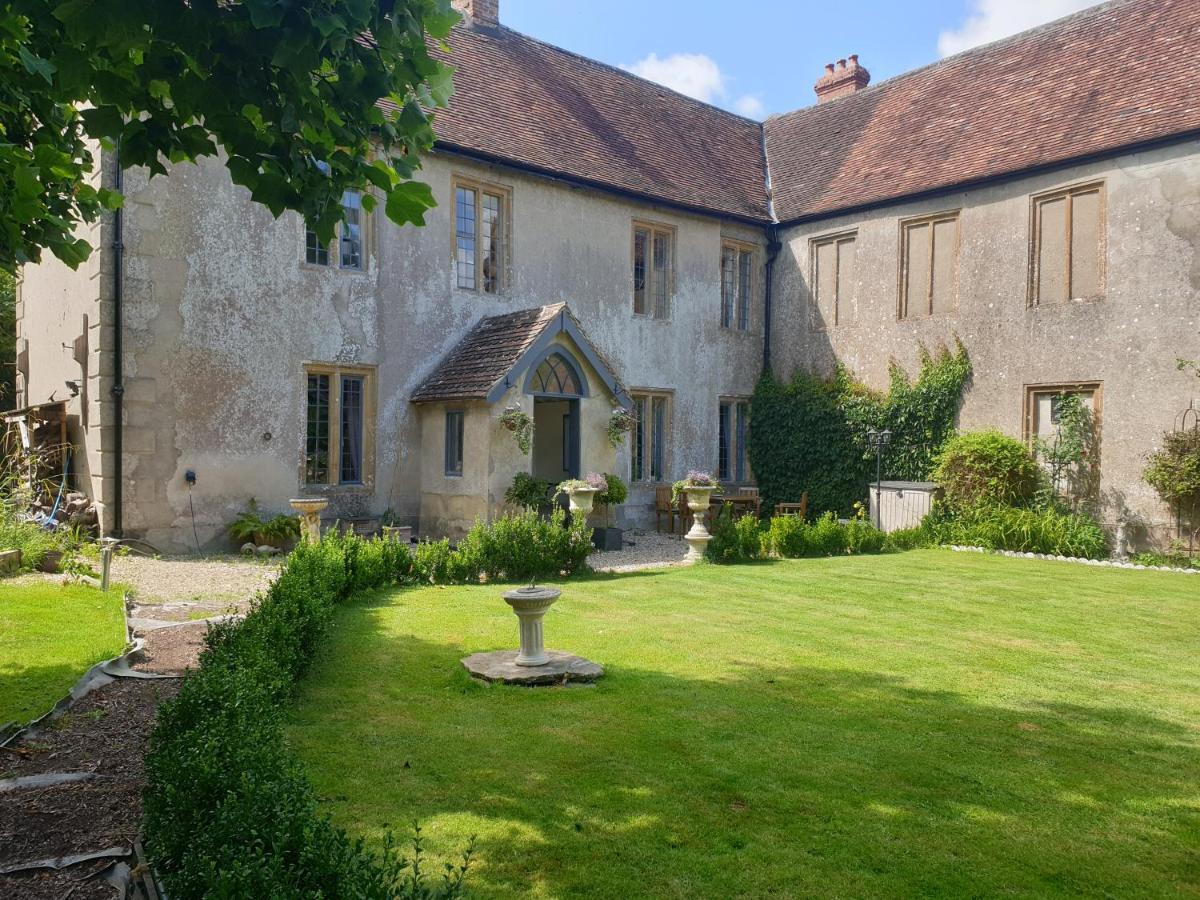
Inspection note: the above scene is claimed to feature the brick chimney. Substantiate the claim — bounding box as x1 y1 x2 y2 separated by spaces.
452 0 498 25
814 55 870 103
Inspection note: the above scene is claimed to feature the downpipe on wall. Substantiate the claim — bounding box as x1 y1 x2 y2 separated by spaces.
110 142 124 537
763 226 781 377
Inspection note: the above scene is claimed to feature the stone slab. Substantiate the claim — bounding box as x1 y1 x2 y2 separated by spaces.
462 650 604 686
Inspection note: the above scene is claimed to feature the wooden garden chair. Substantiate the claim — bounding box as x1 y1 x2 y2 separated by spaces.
655 487 677 534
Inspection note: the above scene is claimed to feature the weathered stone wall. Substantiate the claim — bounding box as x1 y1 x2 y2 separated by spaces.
15 145 118 530
770 141 1200 546
98 150 764 551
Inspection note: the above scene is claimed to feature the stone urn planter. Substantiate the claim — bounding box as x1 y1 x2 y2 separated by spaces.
289 497 329 543
682 486 718 562
502 585 561 666
559 482 601 517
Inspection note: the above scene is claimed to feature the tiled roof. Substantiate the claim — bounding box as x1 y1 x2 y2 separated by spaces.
423 21 771 222
411 304 563 402
764 0 1200 223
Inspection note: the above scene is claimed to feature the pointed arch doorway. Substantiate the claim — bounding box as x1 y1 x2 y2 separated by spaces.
527 349 587 482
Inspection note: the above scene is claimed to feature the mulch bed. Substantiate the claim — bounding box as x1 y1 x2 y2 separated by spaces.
130 623 209 676
0 678 180 899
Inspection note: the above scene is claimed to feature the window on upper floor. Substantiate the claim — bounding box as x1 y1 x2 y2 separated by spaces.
810 231 856 329
631 391 670 482
718 398 752 483
633 222 674 320
454 176 509 293
721 241 754 330
900 211 959 318
304 363 374 487
1030 181 1105 306
303 162 365 270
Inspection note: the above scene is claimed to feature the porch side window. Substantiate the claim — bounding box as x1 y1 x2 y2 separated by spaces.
631 391 670 482
304 364 374 487
445 410 464 476
718 401 732 481
454 176 508 293
633 222 673 320
721 241 754 330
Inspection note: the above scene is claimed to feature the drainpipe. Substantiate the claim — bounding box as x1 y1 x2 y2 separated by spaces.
110 142 124 537
763 227 781 376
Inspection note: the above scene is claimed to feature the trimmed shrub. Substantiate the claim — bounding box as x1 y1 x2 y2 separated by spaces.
144 535 473 898
926 502 1108 559
933 429 1045 508
457 509 593 582
764 512 888 559
883 526 933 552
706 508 766 563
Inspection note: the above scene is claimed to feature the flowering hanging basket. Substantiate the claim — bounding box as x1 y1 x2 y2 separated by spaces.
607 407 637 448
500 407 534 454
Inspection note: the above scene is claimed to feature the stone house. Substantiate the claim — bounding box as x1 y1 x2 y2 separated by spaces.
13 0 1200 551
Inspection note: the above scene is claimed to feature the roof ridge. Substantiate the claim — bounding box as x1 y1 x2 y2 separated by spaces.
767 0 1124 122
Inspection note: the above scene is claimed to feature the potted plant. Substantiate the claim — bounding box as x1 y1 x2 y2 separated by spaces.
505 472 555 517
229 498 301 549
673 471 721 562
557 475 602 516
592 473 627 551
607 406 637 448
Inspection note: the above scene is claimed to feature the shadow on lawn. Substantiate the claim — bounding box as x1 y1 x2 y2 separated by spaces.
0 660 97 729
299 602 1200 898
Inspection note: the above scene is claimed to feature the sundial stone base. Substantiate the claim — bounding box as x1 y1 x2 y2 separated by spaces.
462 650 604 686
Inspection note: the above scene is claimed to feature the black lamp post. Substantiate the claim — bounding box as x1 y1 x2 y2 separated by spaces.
866 428 893 530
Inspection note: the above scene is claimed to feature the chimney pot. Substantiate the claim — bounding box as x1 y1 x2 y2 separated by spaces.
814 54 871 103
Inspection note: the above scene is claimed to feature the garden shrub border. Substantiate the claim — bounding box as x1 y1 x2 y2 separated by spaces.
143 515 595 898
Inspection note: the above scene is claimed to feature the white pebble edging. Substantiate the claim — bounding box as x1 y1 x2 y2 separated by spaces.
947 545 1199 574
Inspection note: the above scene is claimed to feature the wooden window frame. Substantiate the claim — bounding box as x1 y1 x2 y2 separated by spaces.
302 166 371 271
452 174 511 295
809 229 856 331
630 389 672 483
898 210 960 319
1022 381 1103 445
632 220 676 321
302 362 376 491
1028 180 1106 307
720 239 756 331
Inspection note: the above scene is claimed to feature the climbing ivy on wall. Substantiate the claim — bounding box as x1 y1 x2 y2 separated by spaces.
748 341 972 517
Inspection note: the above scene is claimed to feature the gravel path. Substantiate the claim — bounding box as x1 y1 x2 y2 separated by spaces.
590 530 691 573
113 554 278 623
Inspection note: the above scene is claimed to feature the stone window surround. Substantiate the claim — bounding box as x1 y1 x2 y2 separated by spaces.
897 208 961 319
809 228 857 331
1022 380 1103 447
629 388 673 484
1028 179 1107 307
720 238 757 332
631 219 676 322
718 395 753 485
451 173 512 295
300 361 377 493
301 163 372 273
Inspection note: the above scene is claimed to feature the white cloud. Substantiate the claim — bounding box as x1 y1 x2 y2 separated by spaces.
938 0 1100 57
620 52 766 120
733 95 767 119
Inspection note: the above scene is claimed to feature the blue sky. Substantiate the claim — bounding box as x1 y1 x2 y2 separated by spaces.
500 0 1101 119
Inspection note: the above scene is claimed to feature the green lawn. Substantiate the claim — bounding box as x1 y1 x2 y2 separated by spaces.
0 581 127 726
289 551 1200 898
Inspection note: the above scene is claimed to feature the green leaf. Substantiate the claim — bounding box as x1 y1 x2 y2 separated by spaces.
14 166 40 199
17 46 55 84
384 180 436 227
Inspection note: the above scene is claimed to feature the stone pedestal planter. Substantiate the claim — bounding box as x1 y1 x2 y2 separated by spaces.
289 498 329 543
565 486 600 517
683 486 717 562
502 585 560 666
